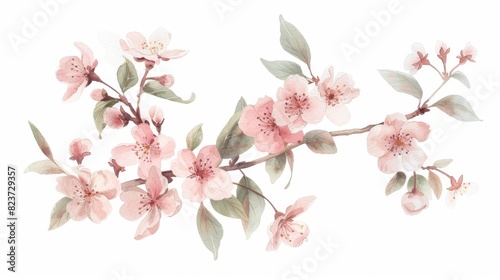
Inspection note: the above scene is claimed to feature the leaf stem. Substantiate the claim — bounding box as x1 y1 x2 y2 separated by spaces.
233 182 279 213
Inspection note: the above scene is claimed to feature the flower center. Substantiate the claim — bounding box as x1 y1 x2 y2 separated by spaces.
384 132 412 156
133 141 161 163
138 193 153 215
284 92 310 118
256 106 278 136
189 158 215 181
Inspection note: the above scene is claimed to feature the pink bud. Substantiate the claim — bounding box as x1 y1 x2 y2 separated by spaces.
104 108 125 129
401 191 429 216
90 89 107 101
69 138 92 165
157 74 175 88
149 106 164 125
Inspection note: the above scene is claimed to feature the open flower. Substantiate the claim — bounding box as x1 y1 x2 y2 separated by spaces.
446 175 478 208
120 27 188 65
104 107 127 129
112 123 175 179
367 113 430 173
56 167 120 223
273 75 326 133
456 42 477 65
56 42 100 101
404 42 430 75
401 190 429 215
317 66 360 125
239 96 303 154
171 145 233 202
267 196 316 251
69 138 92 165
120 167 182 240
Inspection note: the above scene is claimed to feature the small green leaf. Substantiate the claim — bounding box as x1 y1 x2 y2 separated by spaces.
260 58 306 80
186 123 203 151
378 69 423 100
385 171 406 196
93 100 119 139
234 97 247 113
279 15 312 67
143 81 195 104
304 130 337 154
117 57 138 93
450 71 471 88
197 203 223 260
284 150 294 189
28 121 54 161
216 110 254 159
49 197 72 230
265 152 287 184
25 160 64 175
237 176 265 239
431 95 481 122
428 171 443 199
407 174 432 199
433 159 453 168
210 196 248 222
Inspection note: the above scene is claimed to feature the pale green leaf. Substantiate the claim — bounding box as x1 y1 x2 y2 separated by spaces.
304 130 337 154
49 197 71 230
216 110 254 159
378 69 423 100
450 71 471 88
197 203 223 260
143 81 195 104
117 57 138 93
28 121 54 161
265 152 287 184
186 123 203 151
25 160 64 175
428 171 443 199
385 171 406 196
237 176 265 239
433 159 453 168
431 95 481 121
279 15 311 66
210 196 248 222
260 58 306 80
93 100 118 139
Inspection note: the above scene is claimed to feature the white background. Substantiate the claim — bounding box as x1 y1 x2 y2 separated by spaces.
1 0 499 279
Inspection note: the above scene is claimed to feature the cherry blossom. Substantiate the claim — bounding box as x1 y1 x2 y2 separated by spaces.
404 43 430 75
69 138 91 165
171 145 233 202
273 75 326 133
56 42 100 101
156 74 175 88
112 123 175 179
317 66 360 125
56 167 120 223
367 113 430 174
435 40 450 66
120 27 188 65
149 106 164 126
446 175 478 208
90 89 107 101
267 196 316 251
401 190 429 215
456 42 477 65
120 167 181 240
239 96 303 154
104 107 127 129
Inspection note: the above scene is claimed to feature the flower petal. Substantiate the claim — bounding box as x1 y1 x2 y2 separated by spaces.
145 167 167 200
66 199 86 221
111 144 140 167
90 170 120 199
126 31 149 54
301 96 326 124
132 123 155 145
160 49 189 60
181 178 205 202
401 121 430 142
401 146 427 172
197 145 222 167
325 104 350 126
120 187 148 221
285 196 316 219
86 194 112 223
157 188 182 216
171 149 197 178
74 42 95 67
203 169 233 201
135 206 161 240
378 153 403 174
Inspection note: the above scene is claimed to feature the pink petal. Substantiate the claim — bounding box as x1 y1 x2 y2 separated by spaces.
266 214 285 251
56 56 85 83
285 196 316 219
272 99 297 127
301 96 326 124
384 113 407 131
132 123 155 145
446 190 458 208
401 147 427 172
120 187 148 221
62 80 86 102
254 129 284 154
283 75 308 96
90 170 120 199
69 138 91 157
66 199 87 221
149 27 172 50
111 144 140 167
86 194 112 223
120 39 130 52
135 206 161 240
157 188 182 216
126 31 149 54
145 167 167 199
181 178 205 202
74 42 95 67
160 49 189 60
56 175 83 198
238 104 261 137
378 153 403 174
203 169 233 201
325 104 350 126
401 121 430 142
197 145 222 167
367 125 396 157
171 149 197 178
284 221 310 247
155 134 176 160
280 126 304 144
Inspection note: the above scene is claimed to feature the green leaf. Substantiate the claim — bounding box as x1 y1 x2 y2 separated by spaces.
25 160 64 175
210 196 248 222
117 57 138 93
234 97 247 113
407 174 432 199
143 81 195 104
260 58 306 80
385 171 406 196
216 110 254 159
450 71 471 88
93 100 119 139
304 130 337 154
433 159 453 168
28 121 54 161
197 203 223 260
284 150 294 189
428 171 443 199
186 123 203 151
265 152 287 184
237 176 265 239
378 69 423 100
49 197 72 230
279 15 312 67
431 95 481 121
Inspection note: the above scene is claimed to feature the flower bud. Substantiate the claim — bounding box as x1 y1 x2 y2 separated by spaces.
90 89 107 101
104 108 126 129
401 191 429 215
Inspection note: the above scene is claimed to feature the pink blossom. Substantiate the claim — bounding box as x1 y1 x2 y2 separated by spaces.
120 27 188 65
149 106 164 126
112 123 175 179
404 43 430 75
156 74 175 88
90 89 107 101
317 66 360 125
120 167 181 240
267 196 316 251
401 190 429 215
456 42 477 65
108 158 125 177
446 175 478 208
367 113 430 173
171 145 233 202
69 138 92 165
435 40 450 65
56 42 100 101
56 167 120 223
239 96 303 154
104 108 126 129
273 75 326 133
